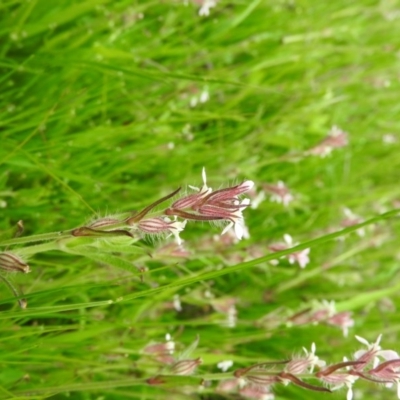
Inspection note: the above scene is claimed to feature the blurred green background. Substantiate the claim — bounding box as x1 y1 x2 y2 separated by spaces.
1 0 400 399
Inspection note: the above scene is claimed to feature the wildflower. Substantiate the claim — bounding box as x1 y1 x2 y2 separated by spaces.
173 294 182 312
239 383 275 400
0 252 30 273
237 369 281 387
153 242 191 259
326 311 354 337
170 167 211 210
138 217 187 245
341 208 365 237
316 361 361 400
216 378 240 393
234 362 287 387
193 0 217 16
382 134 397 144
285 343 326 375
142 333 175 364
269 234 310 269
211 297 237 328
368 359 400 398
353 334 399 370
308 125 348 157
284 234 310 268
310 300 354 337
219 198 251 240
126 187 181 225
263 181 293 207
197 181 253 239
170 357 202 375
88 216 121 229
166 169 253 240
190 88 210 107
288 247 310 269
217 360 234 372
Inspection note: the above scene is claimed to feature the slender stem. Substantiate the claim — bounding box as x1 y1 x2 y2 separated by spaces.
17 241 61 256
0 231 71 246
0 274 27 308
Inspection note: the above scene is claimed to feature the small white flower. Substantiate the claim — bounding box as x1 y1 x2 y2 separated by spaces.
167 219 187 245
189 167 212 195
173 294 182 312
217 360 234 372
221 198 251 240
250 190 265 209
284 234 310 268
288 247 310 269
383 134 397 144
302 343 326 372
165 334 175 354
198 0 217 16
199 89 209 103
268 181 293 207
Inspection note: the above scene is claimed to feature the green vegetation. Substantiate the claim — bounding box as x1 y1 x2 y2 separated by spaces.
1 1 400 399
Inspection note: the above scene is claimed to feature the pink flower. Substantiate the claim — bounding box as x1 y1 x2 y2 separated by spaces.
142 333 175 364
216 378 240 393
269 234 310 269
285 343 326 375
170 357 202 375
264 181 293 207
316 361 360 400
166 168 253 240
368 359 400 398
171 168 211 210
341 208 365 237
353 334 399 370
138 217 186 245
326 311 354 338
211 297 237 328
308 125 348 157
239 384 275 400
217 360 234 372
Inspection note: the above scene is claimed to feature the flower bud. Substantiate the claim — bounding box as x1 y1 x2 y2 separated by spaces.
170 357 202 375
0 252 30 273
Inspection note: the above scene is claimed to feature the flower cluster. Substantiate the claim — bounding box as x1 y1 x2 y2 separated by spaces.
216 335 400 400
288 300 355 337
145 335 202 384
73 168 254 244
165 168 254 241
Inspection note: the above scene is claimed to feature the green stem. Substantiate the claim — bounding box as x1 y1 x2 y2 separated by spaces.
17 241 61 256
0 274 26 308
0 231 71 246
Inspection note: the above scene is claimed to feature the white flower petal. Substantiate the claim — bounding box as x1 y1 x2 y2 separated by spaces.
355 335 369 346
221 221 233 236
202 167 207 186
234 220 244 240
346 384 353 400
283 233 293 245
379 350 400 360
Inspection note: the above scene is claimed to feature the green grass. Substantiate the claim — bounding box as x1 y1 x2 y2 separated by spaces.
1 0 400 399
